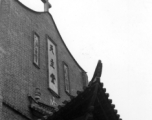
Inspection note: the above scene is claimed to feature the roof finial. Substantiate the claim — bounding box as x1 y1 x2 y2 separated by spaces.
89 60 102 86
41 0 51 12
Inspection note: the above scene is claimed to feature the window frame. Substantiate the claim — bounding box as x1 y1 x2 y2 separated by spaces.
33 32 40 68
63 62 71 94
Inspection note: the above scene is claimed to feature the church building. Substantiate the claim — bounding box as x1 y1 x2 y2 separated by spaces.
0 0 122 120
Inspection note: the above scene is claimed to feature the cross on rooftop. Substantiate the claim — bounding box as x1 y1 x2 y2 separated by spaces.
41 0 51 12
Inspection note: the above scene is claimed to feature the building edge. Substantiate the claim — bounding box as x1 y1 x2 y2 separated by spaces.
15 0 87 74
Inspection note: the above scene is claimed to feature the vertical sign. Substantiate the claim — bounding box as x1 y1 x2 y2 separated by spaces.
33 33 40 67
48 37 58 95
63 63 70 93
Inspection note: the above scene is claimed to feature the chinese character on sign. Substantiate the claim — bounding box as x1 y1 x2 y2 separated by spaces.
64 64 70 93
34 47 38 63
50 97 58 106
50 73 56 84
65 67 68 81
50 45 54 54
50 59 55 69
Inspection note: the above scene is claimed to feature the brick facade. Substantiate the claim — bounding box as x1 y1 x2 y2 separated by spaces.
0 0 88 119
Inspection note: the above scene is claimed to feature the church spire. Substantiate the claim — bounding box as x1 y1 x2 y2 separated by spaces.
41 0 51 12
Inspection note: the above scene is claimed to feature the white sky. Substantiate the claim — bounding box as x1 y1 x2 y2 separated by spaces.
19 0 152 120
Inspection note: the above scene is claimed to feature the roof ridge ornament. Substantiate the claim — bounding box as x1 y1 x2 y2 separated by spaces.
41 0 51 12
89 60 102 86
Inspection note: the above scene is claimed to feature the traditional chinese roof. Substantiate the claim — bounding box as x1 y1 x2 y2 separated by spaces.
29 60 122 120
45 60 122 120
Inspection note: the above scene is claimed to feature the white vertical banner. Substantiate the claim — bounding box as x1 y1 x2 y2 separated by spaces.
47 38 58 95
63 64 70 93
33 33 39 67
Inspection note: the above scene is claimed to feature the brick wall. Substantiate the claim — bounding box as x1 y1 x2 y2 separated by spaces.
0 0 12 119
0 0 88 119
2 104 29 120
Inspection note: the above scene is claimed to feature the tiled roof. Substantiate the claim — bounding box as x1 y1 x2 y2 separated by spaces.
29 60 122 120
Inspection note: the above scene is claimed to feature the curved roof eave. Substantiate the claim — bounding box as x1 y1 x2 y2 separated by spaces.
15 0 86 73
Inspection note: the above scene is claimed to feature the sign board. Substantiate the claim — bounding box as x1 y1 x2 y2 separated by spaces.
47 37 58 95
33 33 40 67
63 63 70 93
